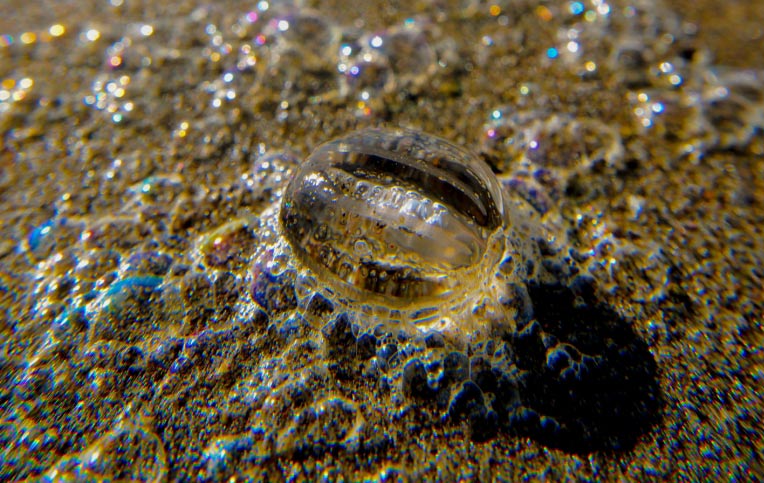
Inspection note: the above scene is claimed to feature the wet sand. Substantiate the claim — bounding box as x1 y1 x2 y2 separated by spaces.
1 0 762 481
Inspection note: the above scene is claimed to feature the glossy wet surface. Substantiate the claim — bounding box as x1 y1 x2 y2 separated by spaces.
1 0 762 481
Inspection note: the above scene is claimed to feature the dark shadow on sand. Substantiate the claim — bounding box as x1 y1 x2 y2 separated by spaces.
504 280 664 454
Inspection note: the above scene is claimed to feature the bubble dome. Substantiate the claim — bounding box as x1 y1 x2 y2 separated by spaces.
280 127 507 311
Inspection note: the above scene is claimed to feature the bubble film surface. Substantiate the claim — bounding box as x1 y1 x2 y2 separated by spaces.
1 0 763 481
281 127 505 308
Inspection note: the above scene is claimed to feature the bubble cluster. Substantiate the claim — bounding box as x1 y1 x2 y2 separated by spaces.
481 108 624 214
43 417 167 482
625 68 764 161
0 76 35 114
483 108 623 170
186 6 443 117
81 23 161 123
339 24 437 99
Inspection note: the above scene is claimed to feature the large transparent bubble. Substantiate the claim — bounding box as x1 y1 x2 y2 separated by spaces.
280 127 507 312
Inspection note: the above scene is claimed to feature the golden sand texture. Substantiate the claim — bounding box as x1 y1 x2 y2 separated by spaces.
0 0 762 481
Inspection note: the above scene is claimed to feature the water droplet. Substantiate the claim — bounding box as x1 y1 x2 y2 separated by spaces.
280 127 506 309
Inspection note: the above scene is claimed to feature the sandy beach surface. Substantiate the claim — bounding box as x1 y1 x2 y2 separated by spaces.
1 0 762 481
